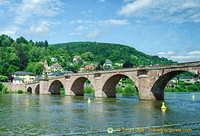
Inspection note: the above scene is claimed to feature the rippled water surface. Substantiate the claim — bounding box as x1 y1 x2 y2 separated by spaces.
0 92 200 135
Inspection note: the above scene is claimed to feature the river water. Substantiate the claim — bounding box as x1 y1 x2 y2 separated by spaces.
0 92 200 135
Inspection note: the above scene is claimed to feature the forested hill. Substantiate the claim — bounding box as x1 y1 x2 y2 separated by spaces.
0 34 175 76
52 42 176 66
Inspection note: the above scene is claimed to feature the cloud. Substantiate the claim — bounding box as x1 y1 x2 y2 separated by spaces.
70 19 129 26
15 0 63 24
157 51 200 62
86 29 100 38
81 10 92 14
75 25 87 31
101 19 129 25
69 32 82 36
119 0 152 17
118 0 200 23
99 0 105 2
0 26 18 36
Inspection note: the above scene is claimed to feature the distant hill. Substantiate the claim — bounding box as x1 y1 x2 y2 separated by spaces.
52 42 176 66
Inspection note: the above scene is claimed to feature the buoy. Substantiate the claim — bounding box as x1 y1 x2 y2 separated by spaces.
88 98 91 103
107 127 113 134
192 94 195 100
161 102 166 109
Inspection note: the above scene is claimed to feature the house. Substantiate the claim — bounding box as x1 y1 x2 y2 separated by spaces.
91 63 98 67
40 59 51 75
48 71 73 77
73 56 82 63
84 65 95 71
115 63 123 67
51 57 58 62
79 65 85 72
13 77 23 84
103 59 112 67
12 71 36 83
179 76 195 83
170 77 178 83
50 63 63 72
66 62 74 66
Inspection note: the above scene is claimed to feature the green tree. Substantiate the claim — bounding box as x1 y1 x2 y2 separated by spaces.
16 36 28 44
81 52 94 61
17 50 28 71
34 63 44 75
123 61 133 68
0 75 8 81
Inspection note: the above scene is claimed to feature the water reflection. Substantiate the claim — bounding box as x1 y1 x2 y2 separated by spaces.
0 93 200 135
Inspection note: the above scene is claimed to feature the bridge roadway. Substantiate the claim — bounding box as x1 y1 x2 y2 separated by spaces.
7 61 200 100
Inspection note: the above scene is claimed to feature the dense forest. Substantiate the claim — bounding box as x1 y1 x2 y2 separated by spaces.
0 34 175 77
53 42 176 66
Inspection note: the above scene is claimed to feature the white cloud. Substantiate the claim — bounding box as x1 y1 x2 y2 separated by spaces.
99 0 105 2
158 50 200 62
119 0 152 17
75 25 87 31
118 0 200 23
70 19 129 26
0 26 18 36
15 0 63 24
69 32 82 36
101 19 129 25
86 29 100 38
158 51 175 55
81 10 92 14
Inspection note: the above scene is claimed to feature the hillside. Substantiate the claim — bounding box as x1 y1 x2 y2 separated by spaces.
0 34 176 76
53 42 176 66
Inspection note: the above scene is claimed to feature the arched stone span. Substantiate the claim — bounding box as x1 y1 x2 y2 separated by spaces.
71 77 89 96
150 70 186 100
102 74 139 97
27 87 32 93
49 80 65 94
35 84 40 94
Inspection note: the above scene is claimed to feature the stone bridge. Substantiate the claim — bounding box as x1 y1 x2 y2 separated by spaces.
6 61 200 100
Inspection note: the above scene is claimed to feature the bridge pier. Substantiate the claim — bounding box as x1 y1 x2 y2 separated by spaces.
40 79 49 94
138 75 164 100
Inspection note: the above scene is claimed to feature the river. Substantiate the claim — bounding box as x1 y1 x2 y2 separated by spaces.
0 92 200 135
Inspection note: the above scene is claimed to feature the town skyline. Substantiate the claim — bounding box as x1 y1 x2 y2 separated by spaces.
0 0 200 62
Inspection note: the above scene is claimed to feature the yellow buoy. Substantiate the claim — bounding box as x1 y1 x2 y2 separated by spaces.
161 102 166 109
88 98 91 103
192 94 195 100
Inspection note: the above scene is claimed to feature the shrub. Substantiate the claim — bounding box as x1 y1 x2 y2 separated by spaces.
124 85 137 93
2 86 8 93
17 90 24 94
84 87 95 94
116 86 124 93
60 90 65 94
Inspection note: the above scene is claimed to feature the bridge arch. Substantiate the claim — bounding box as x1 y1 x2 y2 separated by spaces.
102 74 139 97
27 87 32 93
49 80 65 94
150 70 186 100
35 84 40 94
71 77 93 96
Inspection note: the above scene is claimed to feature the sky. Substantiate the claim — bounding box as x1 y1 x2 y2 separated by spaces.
0 0 200 62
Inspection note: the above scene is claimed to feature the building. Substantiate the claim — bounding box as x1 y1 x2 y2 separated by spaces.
12 71 36 83
115 63 123 67
66 62 74 66
84 65 95 71
50 63 63 72
40 59 51 75
73 56 82 63
51 57 58 62
13 77 23 84
103 59 112 67
179 76 195 83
